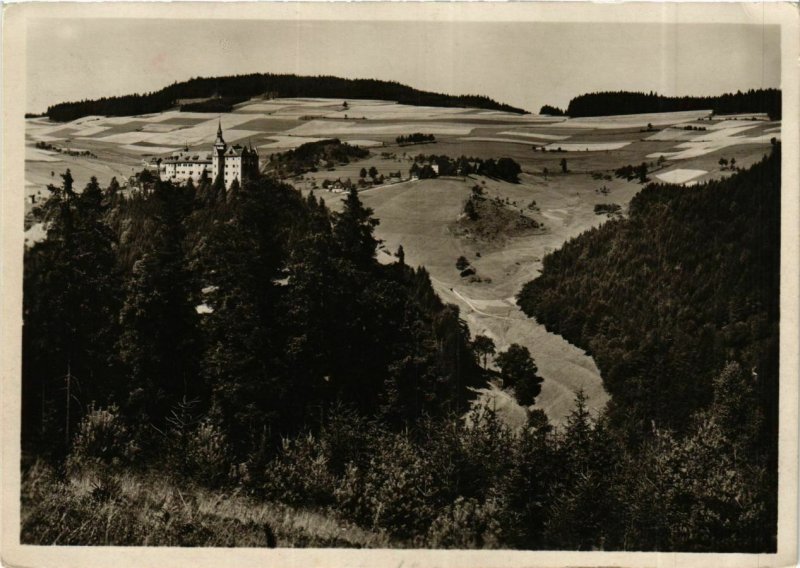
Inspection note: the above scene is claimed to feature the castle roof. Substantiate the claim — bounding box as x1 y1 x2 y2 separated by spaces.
163 150 212 164
224 144 258 157
160 125 258 164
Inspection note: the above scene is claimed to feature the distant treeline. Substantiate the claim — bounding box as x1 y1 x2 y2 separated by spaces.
45 73 529 122
561 89 781 120
396 133 436 145
538 105 566 116
34 141 97 159
267 139 370 176
409 154 522 183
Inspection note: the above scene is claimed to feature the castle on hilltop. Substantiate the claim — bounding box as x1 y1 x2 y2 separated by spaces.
158 122 259 189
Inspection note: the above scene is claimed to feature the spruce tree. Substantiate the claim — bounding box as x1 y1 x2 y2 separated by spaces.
333 187 379 267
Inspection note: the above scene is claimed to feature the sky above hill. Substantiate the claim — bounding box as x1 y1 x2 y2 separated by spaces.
26 18 780 115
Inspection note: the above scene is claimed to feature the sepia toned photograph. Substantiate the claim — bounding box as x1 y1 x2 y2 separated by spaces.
2 3 798 567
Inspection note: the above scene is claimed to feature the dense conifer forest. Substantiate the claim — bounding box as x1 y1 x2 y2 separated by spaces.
21 149 779 551
519 147 780 548
544 89 781 119
43 73 528 122
23 171 487 460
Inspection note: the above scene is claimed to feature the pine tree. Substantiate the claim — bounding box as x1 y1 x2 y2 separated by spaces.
472 335 496 370
227 177 241 202
543 390 614 550
495 344 543 405
333 187 380 267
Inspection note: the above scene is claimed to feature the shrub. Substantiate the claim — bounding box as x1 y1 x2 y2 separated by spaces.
337 432 445 539
263 432 336 506
184 417 231 487
319 404 378 475
67 404 138 471
162 397 229 486
427 496 504 548
464 198 479 220
594 203 622 216
334 462 370 524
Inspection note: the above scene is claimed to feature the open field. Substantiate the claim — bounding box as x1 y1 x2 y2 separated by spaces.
656 168 708 184
549 109 711 129
287 120 478 137
26 98 779 425
496 131 571 141
543 141 632 152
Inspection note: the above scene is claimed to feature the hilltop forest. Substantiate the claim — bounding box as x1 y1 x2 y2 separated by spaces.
43 73 528 122
21 148 779 551
542 89 781 119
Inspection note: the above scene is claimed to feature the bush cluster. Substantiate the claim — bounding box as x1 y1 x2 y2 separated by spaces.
68 405 139 472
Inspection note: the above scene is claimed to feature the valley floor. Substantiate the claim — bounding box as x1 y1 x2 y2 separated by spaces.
346 174 642 425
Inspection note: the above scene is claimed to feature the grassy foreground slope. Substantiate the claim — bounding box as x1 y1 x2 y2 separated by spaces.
21 461 390 547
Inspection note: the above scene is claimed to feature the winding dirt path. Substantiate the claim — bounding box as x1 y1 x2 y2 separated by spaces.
430 277 607 427
351 176 634 427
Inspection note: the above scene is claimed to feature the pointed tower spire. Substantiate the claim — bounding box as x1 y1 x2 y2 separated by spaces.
214 118 226 150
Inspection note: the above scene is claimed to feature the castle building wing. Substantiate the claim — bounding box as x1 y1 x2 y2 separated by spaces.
159 123 259 189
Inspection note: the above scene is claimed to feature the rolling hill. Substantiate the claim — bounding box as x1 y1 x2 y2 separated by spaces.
45 73 529 122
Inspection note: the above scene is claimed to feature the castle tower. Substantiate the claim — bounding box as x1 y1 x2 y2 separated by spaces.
211 120 227 183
